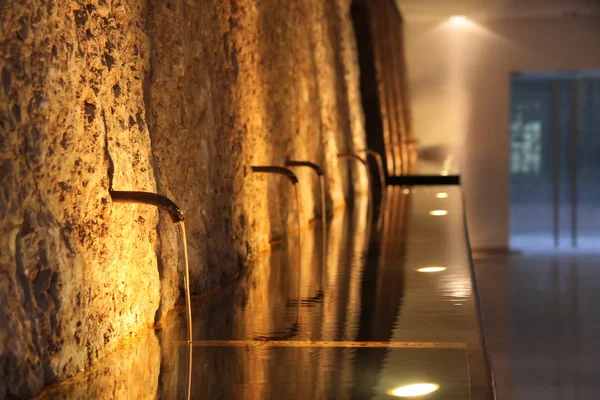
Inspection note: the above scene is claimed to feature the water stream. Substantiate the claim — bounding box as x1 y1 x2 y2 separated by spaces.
175 222 193 400
175 221 193 344
293 183 302 328
319 175 327 294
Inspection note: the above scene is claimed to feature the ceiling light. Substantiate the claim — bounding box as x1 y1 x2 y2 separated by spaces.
429 210 448 216
448 15 469 27
388 383 440 397
436 192 449 199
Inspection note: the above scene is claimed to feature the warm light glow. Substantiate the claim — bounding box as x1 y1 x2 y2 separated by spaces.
429 210 448 216
436 192 449 199
417 267 446 273
447 15 470 27
388 383 440 397
403 189 410 194
440 170 449 176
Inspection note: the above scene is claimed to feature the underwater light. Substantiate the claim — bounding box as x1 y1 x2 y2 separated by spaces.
388 383 440 397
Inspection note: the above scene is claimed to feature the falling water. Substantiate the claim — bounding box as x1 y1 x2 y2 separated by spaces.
186 343 193 400
319 175 327 294
364 166 374 249
319 175 327 253
372 152 386 199
365 151 386 232
177 222 194 399
175 222 193 344
293 183 302 327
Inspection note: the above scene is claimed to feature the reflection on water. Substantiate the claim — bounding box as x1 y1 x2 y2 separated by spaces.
36 328 161 400
37 187 493 399
175 222 193 343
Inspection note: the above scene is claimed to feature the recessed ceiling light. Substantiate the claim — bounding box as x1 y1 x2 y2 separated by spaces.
436 192 449 199
388 383 440 397
448 15 469 27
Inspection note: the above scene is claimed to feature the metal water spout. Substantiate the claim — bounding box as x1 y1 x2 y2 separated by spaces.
337 153 373 208
285 160 328 299
359 149 386 196
358 149 387 232
251 166 299 185
110 191 185 223
251 166 303 338
109 190 193 345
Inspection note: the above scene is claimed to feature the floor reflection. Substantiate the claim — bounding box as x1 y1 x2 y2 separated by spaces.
37 186 494 399
476 252 600 400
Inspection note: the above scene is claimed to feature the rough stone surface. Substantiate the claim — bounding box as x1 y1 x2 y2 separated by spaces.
35 329 161 400
0 0 367 397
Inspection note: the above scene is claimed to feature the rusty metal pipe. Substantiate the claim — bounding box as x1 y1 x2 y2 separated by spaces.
284 160 324 176
251 166 299 184
362 149 386 194
338 153 373 206
109 190 185 223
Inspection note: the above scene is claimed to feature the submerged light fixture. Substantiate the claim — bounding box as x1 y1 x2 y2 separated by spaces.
417 266 447 273
388 383 440 397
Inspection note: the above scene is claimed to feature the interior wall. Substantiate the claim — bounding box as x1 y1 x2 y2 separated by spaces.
0 0 367 397
405 16 600 249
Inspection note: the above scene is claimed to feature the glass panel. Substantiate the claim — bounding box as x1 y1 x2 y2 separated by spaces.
509 71 600 252
576 78 600 249
509 78 555 250
557 79 574 249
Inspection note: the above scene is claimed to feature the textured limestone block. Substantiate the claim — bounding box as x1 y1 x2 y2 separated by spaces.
0 0 368 396
35 329 161 400
0 1 161 397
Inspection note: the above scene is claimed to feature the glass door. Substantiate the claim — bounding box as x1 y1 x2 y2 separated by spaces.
509 76 555 250
576 77 600 249
510 71 600 251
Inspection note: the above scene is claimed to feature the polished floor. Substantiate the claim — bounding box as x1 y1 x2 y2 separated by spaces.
476 251 600 400
39 186 494 399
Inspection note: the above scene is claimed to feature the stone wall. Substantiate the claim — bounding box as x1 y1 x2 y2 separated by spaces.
0 0 367 397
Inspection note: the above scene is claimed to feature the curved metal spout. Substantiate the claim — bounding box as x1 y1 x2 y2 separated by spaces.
251 166 299 184
252 165 303 331
286 159 328 300
337 153 368 168
338 153 373 237
357 149 387 232
109 191 185 223
337 153 372 199
360 149 386 193
285 160 324 176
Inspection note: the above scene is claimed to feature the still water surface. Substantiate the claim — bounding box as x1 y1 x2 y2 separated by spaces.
39 186 492 399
